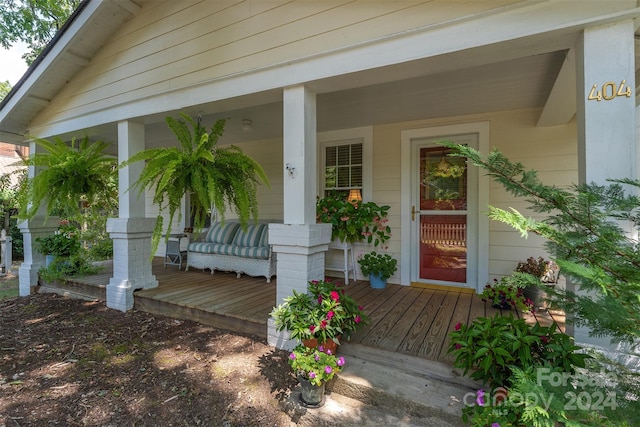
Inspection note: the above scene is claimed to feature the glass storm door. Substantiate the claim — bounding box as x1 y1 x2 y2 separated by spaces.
414 138 471 285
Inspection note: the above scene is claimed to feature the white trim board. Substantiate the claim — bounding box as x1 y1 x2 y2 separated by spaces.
400 122 489 290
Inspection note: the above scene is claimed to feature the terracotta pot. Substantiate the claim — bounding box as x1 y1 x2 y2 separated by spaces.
302 336 340 354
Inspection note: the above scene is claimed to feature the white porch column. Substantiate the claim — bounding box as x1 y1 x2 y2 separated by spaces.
577 20 636 185
267 85 332 350
106 120 158 312
18 139 59 295
574 20 638 366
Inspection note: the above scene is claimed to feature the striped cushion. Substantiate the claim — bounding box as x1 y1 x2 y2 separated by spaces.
187 242 236 255
231 223 266 247
258 226 269 248
231 245 269 259
205 222 241 244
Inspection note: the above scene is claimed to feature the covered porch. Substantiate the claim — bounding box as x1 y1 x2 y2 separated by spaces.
42 258 565 366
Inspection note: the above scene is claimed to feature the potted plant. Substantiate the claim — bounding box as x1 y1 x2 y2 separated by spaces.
316 191 391 247
288 344 345 407
516 256 559 310
17 136 117 220
122 113 269 256
271 279 369 352
480 276 534 312
357 251 397 289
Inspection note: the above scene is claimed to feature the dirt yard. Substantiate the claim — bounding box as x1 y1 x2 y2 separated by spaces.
0 291 309 426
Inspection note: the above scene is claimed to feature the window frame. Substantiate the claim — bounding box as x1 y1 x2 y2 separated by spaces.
317 126 373 201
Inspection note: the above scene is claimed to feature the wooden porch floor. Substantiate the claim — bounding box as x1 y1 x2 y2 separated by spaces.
57 258 564 366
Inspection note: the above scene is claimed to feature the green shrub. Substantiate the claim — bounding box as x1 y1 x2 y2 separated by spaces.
38 251 102 283
448 315 589 389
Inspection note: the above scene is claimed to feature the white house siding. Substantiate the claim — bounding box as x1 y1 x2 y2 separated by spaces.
489 111 577 280
29 0 523 132
189 108 575 286
230 138 285 222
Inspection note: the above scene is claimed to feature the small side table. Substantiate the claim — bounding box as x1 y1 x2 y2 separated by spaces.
325 240 357 284
164 233 188 269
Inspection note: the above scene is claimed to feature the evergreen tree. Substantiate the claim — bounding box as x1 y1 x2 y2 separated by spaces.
443 142 640 344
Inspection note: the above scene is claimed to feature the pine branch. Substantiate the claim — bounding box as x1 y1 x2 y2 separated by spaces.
442 142 640 343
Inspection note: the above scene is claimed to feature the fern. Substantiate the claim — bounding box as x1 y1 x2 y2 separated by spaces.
122 113 269 255
17 136 117 220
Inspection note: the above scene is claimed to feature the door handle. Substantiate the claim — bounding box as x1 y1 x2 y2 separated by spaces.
412 205 416 221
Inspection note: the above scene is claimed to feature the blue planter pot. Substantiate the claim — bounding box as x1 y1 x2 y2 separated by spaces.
369 274 387 289
45 254 55 267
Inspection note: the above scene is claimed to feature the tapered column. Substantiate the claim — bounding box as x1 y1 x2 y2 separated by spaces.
106 120 157 312
268 85 332 350
18 139 58 296
574 20 637 364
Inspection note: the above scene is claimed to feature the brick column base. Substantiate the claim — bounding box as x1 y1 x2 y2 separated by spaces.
106 218 158 312
18 217 60 296
267 223 331 350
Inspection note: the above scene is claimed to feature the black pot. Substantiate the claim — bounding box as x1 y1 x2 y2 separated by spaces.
298 375 326 408
492 299 512 310
524 284 555 310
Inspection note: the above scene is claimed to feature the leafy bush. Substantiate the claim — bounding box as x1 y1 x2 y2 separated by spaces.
9 217 23 259
38 252 102 283
35 220 80 257
448 315 589 389
85 238 113 261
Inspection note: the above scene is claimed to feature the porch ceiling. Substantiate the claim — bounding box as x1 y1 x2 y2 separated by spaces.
143 50 566 148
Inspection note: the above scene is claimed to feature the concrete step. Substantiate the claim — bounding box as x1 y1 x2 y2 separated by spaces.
288 343 479 426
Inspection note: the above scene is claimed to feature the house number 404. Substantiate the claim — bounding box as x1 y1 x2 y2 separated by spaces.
588 80 632 101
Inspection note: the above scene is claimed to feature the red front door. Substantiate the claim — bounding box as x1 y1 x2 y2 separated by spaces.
417 146 468 284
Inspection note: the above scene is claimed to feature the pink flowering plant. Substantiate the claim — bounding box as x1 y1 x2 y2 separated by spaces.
288 344 345 386
316 191 391 246
271 279 369 345
461 388 522 427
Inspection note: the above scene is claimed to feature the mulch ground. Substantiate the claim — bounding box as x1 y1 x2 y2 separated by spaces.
0 293 308 427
